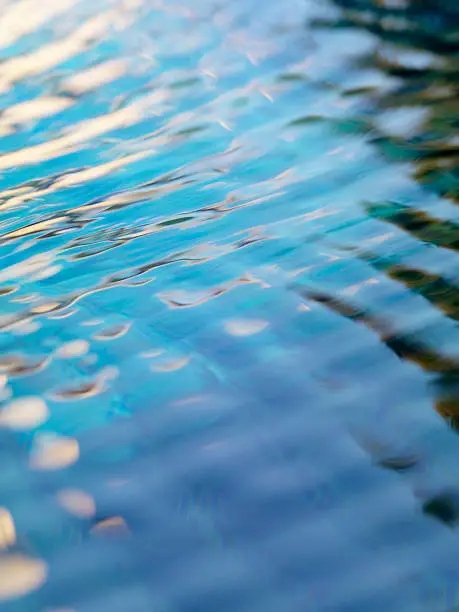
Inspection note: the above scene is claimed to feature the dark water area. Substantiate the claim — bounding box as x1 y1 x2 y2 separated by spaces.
1 0 459 609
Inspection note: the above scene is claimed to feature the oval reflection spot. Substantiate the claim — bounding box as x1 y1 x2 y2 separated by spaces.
0 396 49 430
30 435 79 471
0 554 47 601
224 318 269 337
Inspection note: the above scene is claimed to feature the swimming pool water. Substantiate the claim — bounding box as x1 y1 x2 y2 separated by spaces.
1 0 459 610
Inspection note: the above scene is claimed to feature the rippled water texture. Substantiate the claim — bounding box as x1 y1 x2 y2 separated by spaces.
2 0 459 609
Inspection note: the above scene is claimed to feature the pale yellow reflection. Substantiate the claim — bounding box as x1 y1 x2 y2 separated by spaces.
0 218 66 241
151 355 190 373
31 301 61 315
0 252 56 283
61 59 128 95
0 11 118 90
0 0 77 50
0 151 150 212
0 397 49 430
8 320 41 336
55 340 90 359
31 265 62 282
81 319 104 326
56 488 96 518
47 308 78 320
0 97 73 135
0 91 167 171
92 323 131 341
51 377 105 401
11 294 38 305
90 516 130 537
98 365 119 382
0 508 16 550
70 174 175 214
173 394 208 407
0 554 47 601
30 435 79 470
224 318 269 337
140 349 163 358
341 278 380 297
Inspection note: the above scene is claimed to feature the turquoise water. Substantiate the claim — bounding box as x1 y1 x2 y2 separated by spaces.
2 0 459 609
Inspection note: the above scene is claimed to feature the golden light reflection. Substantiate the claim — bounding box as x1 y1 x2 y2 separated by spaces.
8 320 41 336
47 309 79 320
0 97 73 136
0 252 57 283
0 508 16 550
151 355 190 373
0 11 117 90
0 87 168 173
55 340 90 359
140 349 163 358
90 516 130 537
61 59 128 96
0 397 49 430
0 554 47 601
0 151 150 212
11 294 37 305
56 488 96 518
0 0 77 50
0 105 141 170
31 302 61 315
51 377 105 401
30 435 79 470
0 218 66 242
224 318 269 337
31 265 62 282
92 323 131 341
98 365 119 382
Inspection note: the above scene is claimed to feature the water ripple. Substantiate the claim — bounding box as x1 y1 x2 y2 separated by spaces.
2 0 459 610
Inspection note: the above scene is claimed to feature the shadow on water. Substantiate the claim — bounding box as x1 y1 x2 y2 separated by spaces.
316 0 459 432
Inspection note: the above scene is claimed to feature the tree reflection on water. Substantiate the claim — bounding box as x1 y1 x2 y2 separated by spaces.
317 0 459 430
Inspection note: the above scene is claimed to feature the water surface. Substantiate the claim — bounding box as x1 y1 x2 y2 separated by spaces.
1 0 459 610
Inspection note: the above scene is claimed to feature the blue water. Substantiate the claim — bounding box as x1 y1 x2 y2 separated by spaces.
2 0 459 609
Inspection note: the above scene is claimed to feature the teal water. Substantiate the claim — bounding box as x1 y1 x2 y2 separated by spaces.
2 0 459 609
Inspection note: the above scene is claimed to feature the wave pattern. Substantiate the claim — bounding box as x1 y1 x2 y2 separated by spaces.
2 0 459 610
